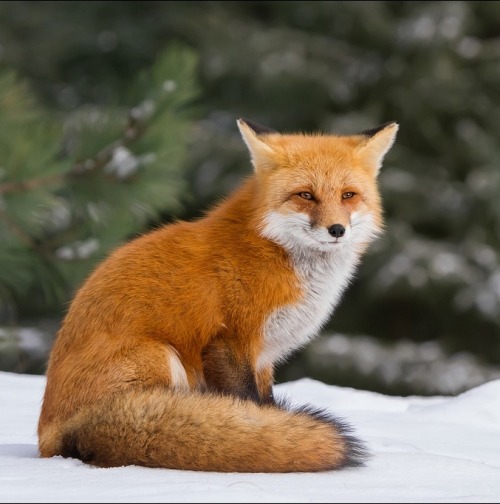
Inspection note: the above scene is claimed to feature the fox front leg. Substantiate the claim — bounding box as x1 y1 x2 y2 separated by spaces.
202 338 273 404
256 364 275 405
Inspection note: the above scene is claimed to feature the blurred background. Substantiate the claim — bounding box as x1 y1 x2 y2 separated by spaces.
1 1 500 396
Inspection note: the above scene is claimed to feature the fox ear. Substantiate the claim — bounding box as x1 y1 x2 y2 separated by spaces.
357 122 399 175
237 118 276 172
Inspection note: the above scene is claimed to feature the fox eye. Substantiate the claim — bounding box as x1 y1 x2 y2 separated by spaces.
342 192 356 199
298 192 314 200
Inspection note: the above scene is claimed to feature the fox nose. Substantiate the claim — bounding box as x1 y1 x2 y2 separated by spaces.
328 224 345 238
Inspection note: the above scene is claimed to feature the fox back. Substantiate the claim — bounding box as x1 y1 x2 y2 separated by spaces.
38 118 398 472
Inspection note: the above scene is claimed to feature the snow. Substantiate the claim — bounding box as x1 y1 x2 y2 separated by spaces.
1 371 499 503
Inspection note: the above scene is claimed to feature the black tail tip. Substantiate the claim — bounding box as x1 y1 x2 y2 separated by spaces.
340 429 371 469
280 397 371 470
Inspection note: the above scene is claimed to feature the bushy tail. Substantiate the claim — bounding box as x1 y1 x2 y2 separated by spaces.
56 386 367 472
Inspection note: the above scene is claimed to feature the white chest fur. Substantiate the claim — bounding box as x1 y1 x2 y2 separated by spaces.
257 248 360 370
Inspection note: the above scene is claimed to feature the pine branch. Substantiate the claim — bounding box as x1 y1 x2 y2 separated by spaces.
0 112 146 196
70 112 146 176
0 174 62 195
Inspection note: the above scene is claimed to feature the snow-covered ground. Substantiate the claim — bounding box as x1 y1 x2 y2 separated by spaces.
1 371 499 503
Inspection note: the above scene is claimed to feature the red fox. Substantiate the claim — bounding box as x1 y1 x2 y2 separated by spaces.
37 118 398 472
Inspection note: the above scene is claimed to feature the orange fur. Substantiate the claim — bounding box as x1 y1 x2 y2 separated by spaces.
38 118 398 472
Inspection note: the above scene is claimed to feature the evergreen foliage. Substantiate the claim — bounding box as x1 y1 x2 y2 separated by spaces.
0 44 198 321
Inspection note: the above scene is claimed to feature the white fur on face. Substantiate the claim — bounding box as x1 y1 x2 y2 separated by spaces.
257 209 380 370
261 210 380 254
349 210 383 247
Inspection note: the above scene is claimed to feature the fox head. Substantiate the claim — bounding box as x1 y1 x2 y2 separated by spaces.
237 118 398 256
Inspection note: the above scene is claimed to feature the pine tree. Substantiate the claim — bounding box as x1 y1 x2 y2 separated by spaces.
0 44 198 325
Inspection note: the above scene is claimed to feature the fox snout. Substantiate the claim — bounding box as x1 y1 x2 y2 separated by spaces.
327 224 345 238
